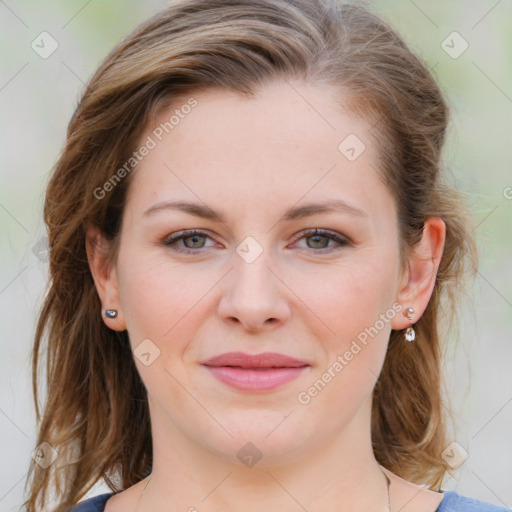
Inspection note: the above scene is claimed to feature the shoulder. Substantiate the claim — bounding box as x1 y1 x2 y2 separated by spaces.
437 490 510 512
63 492 114 512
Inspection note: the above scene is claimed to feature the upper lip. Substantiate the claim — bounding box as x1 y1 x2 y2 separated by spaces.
201 351 310 369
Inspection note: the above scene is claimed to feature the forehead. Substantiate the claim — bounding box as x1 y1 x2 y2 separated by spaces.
125 80 393 225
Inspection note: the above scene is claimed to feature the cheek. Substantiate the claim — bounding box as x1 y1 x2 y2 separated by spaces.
290 251 398 395
292 250 397 340
117 249 203 348
116 251 211 404
117 249 235 388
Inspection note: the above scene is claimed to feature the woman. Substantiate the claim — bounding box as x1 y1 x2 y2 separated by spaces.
23 1 507 511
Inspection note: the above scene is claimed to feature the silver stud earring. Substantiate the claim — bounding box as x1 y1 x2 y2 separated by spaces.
104 309 118 319
403 307 415 342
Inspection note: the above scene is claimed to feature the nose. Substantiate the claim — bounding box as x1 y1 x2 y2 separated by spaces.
217 246 291 333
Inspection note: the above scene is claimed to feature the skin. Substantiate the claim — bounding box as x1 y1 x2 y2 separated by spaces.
87 80 446 512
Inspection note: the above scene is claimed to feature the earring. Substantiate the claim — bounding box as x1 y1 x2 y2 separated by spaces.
104 309 118 319
403 307 415 342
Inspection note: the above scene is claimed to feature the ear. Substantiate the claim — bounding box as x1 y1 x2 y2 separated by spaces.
85 223 127 331
391 217 446 330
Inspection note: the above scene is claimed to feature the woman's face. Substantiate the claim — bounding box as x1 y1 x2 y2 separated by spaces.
106 80 411 464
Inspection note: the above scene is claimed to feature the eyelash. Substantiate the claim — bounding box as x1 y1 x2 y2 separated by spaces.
162 228 350 255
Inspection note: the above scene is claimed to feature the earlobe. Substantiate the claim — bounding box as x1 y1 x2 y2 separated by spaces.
85 224 127 331
391 217 446 331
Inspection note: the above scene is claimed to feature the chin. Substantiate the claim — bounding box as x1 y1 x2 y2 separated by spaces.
196 410 313 466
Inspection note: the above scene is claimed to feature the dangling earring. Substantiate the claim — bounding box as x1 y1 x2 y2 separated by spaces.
104 309 118 319
403 307 415 342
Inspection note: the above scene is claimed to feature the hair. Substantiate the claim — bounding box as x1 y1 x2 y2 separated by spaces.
24 0 478 510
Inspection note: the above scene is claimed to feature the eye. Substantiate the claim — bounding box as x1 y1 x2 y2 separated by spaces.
163 228 350 255
163 230 216 254
291 228 350 253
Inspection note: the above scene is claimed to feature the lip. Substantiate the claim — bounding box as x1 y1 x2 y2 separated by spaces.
201 351 310 368
201 351 311 392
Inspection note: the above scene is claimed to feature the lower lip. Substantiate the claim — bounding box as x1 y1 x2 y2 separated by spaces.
203 365 309 391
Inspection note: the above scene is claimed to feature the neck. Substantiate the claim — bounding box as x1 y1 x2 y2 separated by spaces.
137 395 391 512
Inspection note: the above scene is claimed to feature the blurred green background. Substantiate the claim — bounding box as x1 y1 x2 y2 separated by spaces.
0 1 510 510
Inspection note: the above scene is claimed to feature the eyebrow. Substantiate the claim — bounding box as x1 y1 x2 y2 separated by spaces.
143 198 369 222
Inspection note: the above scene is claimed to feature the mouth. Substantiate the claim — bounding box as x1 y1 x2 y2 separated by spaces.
200 352 311 392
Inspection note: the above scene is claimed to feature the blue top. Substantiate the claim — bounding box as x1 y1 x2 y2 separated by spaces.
66 490 510 511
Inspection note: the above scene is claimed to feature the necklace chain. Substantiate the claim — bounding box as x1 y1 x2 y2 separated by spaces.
137 465 391 512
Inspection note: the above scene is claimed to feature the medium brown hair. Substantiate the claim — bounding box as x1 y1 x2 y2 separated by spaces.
24 1 478 510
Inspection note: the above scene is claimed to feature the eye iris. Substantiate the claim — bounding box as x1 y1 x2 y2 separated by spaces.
183 234 205 248
307 234 329 249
